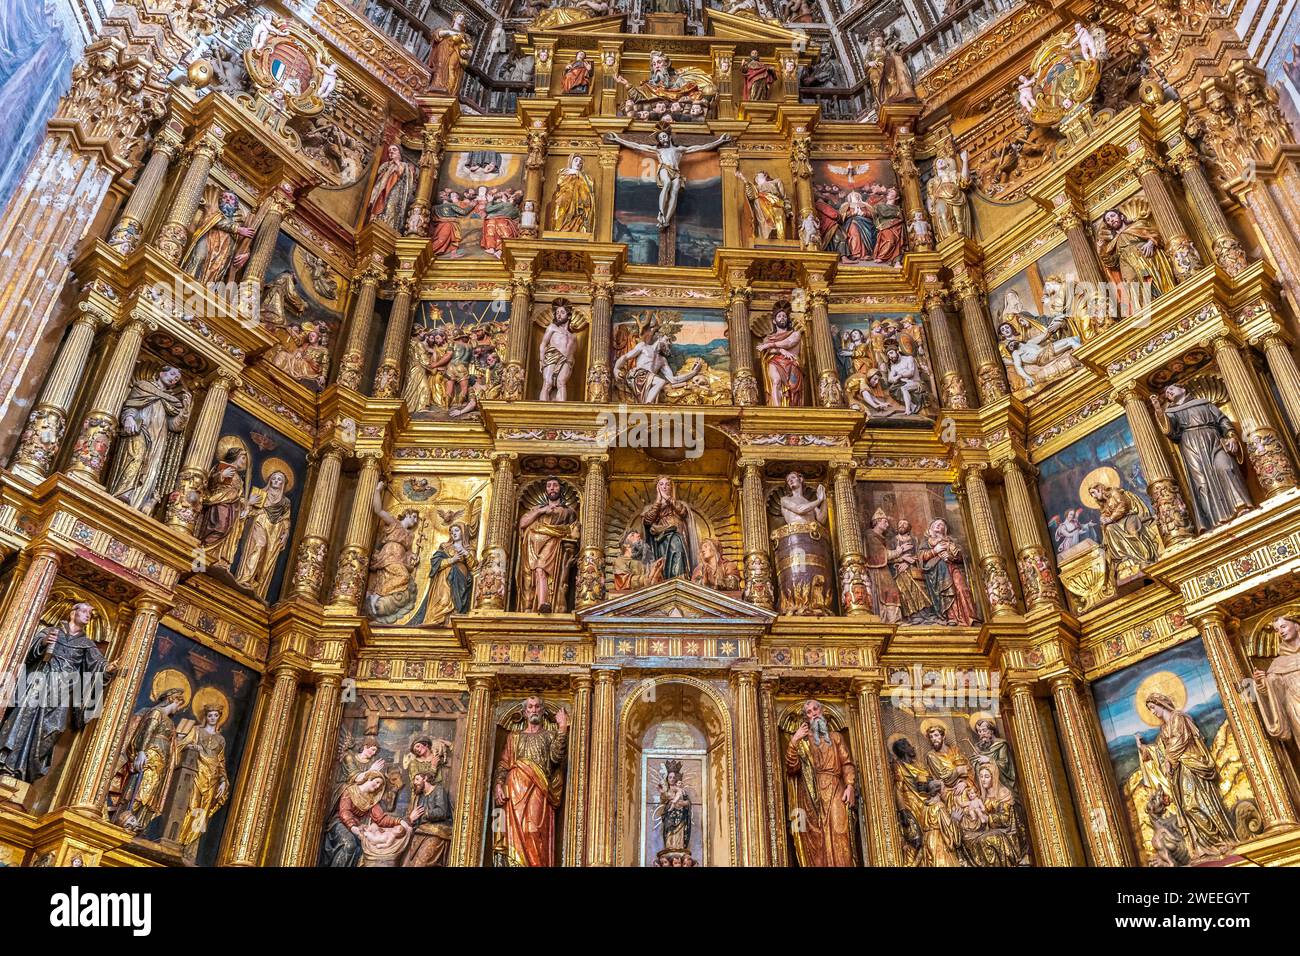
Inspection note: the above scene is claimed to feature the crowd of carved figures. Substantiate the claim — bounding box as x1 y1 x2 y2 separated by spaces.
5 0 1300 872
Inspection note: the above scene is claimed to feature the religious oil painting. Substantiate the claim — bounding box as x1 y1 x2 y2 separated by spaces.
259 232 347 391
610 306 731 406
604 476 742 598
429 150 525 259
364 473 490 628
321 692 466 867
197 402 308 605
104 625 259 867
613 148 723 267
986 242 1085 397
1093 638 1262 866
810 159 904 266
882 683 1032 867
854 482 981 626
831 312 938 422
404 299 510 420
1034 414 1158 612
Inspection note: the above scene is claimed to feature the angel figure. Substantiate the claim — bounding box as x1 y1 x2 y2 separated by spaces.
411 499 482 626
1017 74 1038 113
366 481 422 624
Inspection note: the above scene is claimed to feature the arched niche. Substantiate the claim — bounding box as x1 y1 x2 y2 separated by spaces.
617 676 736 866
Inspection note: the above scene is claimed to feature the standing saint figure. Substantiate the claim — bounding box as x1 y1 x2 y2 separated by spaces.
0 602 111 783
636 476 698 581
605 124 732 229
560 50 592 94
366 143 415 230
779 471 827 527
1136 691 1237 860
198 442 250 572
183 190 255 283
785 699 858 867
107 365 191 515
366 481 421 623
1251 614 1300 744
233 466 294 600
1095 204 1174 295
517 478 579 613
426 12 470 95
918 518 979 625
864 508 902 622
110 687 186 832
865 31 918 105
925 153 972 241
493 696 569 867
735 169 791 240
757 301 804 406
413 514 477 626
549 154 596 233
175 702 229 864
1150 383 1252 531
741 50 775 100
538 299 579 401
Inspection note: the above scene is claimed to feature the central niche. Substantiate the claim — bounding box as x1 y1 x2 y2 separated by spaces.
619 679 734 866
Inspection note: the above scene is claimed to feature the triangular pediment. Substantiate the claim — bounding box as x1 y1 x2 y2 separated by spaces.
579 577 776 623
703 9 814 45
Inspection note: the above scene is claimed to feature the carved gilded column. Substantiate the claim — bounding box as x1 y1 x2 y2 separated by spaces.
165 370 240 535
1050 675 1135 866
502 272 533 401
562 673 592 866
522 126 548 239
758 675 788 867
451 674 495 867
726 277 759 406
1255 332 1300 434
1000 459 1061 611
403 126 443 236
336 264 383 391
1196 610 1299 831
289 444 346 600
595 146 618 243
106 120 184 254
474 452 518 610
587 272 613 402
66 314 152 483
805 284 844 408
65 596 165 813
853 676 904 866
922 281 969 408
9 307 106 481
1210 334 1298 495
789 125 814 226
373 277 416 398
277 674 344 865
1006 680 1081 866
329 451 383 608
892 132 932 250
155 127 225 263
952 271 1009 404
1131 147 1203 279
962 464 1019 616
586 667 618 866
0 545 61 689
738 457 774 609
733 668 768 866
1115 385 1194 545
1053 205 1113 326
241 187 294 287
830 459 870 615
576 455 608 609
1169 145 1248 274
222 665 301 866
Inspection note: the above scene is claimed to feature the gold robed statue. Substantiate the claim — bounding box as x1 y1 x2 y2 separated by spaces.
109 686 187 833
493 697 569 867
549 154 596 233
